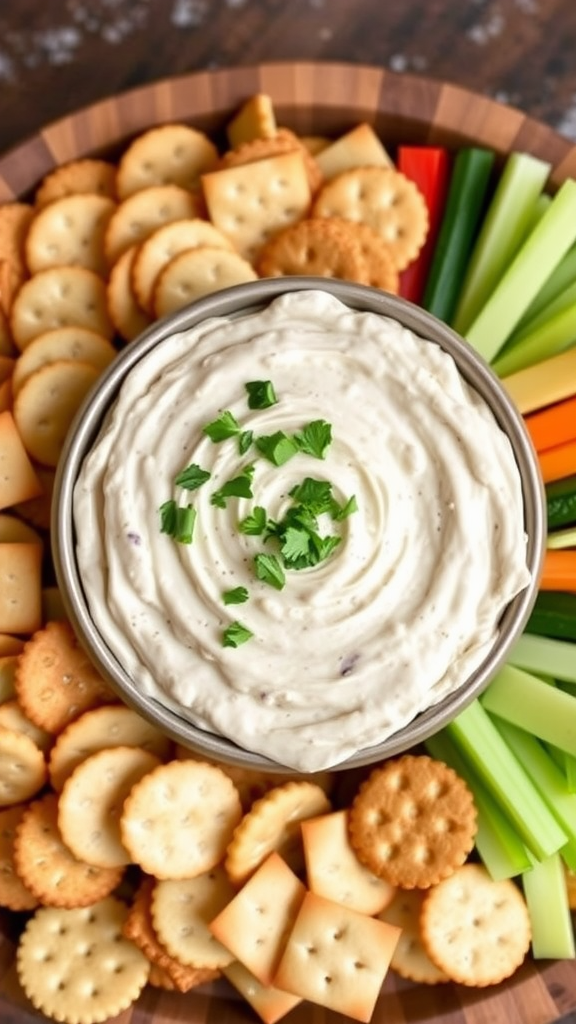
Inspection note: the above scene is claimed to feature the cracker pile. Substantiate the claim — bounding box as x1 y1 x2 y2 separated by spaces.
0 92 533 1023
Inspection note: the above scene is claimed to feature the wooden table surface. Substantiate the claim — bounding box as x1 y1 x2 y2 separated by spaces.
0 0 576 154
1 2 576 1023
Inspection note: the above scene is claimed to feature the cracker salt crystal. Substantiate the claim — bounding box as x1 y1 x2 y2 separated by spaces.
210 852 306 985
274 890 401 1022
202 150 311 262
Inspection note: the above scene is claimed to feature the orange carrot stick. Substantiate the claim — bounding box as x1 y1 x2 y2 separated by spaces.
539 440 576 484
540 549 576 593
524 395 576 453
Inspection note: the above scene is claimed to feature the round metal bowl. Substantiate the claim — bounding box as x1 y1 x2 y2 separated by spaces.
52 276 546 773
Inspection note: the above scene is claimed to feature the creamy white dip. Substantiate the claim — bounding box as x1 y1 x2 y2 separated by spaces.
74 290 530 772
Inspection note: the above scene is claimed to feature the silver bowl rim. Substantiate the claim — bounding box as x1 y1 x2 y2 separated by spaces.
52 277 547 773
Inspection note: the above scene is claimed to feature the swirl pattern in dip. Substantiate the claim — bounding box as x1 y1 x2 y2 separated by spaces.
74 290 531 772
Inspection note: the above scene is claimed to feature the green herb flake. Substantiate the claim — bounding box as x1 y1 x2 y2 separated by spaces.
222 621 254 648
174 463 211 491
238 506 268 535
289 477 334 516
159 500 196 544
280 526 311 564
254 552 286 590
294 419 332 459
255 431 300 467
211 466 255 509
238 429 254 455
203 410 241 442
245 380 278 410
332 494 359 521
222 586 250 606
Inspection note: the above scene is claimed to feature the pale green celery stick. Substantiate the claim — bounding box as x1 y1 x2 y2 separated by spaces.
522 852 576 959
452 152 551 336
548 526 576 549
465 178 576 363
490 718 576 863
547 741 576 793
510 278 576 345
492 292 576 377
481 663 576 752
425 730 532 879
517 241 576 331
526 192 552 233
508 634 576 685
446 700 566 860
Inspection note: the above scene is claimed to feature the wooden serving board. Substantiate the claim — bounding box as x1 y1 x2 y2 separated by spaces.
1 61 576 1024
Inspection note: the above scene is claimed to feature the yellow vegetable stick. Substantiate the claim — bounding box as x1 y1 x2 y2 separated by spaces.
501 347 576 415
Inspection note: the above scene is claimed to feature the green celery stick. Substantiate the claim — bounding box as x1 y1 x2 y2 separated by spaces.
446 700 566 861
509 278 576 346
452 152 551 336
423 147 495 324
492 289 576 377
508 634 576 685
517 241 576 331
425 730 532 879
526 192 552 232
522 852 576 959
490 719 576 862
548 526 576 549
546 742 576 794
481 663 576 752
465 178 576 363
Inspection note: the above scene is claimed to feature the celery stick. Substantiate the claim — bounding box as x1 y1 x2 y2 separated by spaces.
548 526 576 549
547 742 576 793
490 718 576 863
481 663 576 752
465 178 576 363
492 289 576 377
509 279 576 346
517 241 576 331
425 731 532 879
452 152 551 336
508 633 576 684
522 852 575 959
446 700 566 860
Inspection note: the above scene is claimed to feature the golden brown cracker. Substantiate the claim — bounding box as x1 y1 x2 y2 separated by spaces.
10 264 114 350
13 463 55 531
223 960 302 1024
120 759 242 880
0 804 39 911
420 863 531 986
25 194 116 277
106 244 152 342
220 128 323 195
13 358 100 467
153 245 258 318
378 887 450 985
15 620 115 734
315 122 393 180
151 867 236 969
12 326 116 396
13 792 124 907
0 409 44 509
0 698 52 752
348 754 477 889
256 217 367 281
0 542 43 635
116 123 218 198
0 726 47 807
226 94 278 148
34 158 117 208
104 184 202 266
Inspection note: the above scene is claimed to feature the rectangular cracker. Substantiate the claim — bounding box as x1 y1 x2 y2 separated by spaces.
210 852 306 986
315 123 393 180
0 410 43 508
202 151 311 262
223 960 301 1024
0 542 43 634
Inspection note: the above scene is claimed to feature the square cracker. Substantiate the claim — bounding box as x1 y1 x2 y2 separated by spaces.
315 123 393 180
0 542 42 634
223 960 301 1024
210 852 305 986
202 150 311 262
0 410 43 509
226 94 277 148
274 891 401 1023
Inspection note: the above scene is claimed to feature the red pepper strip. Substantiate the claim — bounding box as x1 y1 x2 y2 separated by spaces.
397 146 451 305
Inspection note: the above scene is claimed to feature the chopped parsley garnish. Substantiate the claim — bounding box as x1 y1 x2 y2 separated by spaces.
294 419 332 459
254 553 286 590
332 494 358 520
289 478 335 516
203 410 241 442
210 465 255 509
238 429 254 455
245 380 278 409
222 586 249 605
159 500 196 544
222 621 253 647
255 431 300 466
238 506 268 535
174 463 211 491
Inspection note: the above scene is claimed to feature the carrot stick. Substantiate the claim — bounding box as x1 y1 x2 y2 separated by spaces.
540 550 576 594
525 395 576 453
539 440 576 484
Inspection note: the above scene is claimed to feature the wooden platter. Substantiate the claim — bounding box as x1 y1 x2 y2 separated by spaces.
1 61 575 1024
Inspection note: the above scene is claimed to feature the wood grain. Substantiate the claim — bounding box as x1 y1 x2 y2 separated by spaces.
1 61 576 1024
